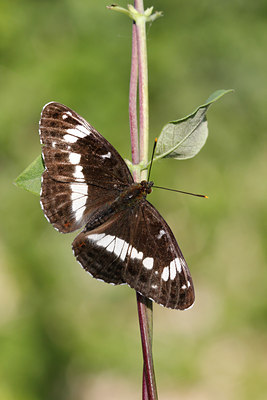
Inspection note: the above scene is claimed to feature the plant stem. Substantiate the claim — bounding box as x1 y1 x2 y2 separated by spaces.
128 1 158 399
135 3 149 175
136 292 157 400
129 22 139 168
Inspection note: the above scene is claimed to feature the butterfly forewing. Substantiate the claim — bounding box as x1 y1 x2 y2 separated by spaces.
39 102 133 232
73 200 194 310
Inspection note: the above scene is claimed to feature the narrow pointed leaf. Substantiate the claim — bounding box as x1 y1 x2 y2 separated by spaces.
14 155 44 195
156 89 233 160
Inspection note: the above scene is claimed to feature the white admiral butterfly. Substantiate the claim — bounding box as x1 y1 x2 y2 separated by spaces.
39 102 195 310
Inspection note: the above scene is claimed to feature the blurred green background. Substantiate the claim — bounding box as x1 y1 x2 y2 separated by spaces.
1 0 267 399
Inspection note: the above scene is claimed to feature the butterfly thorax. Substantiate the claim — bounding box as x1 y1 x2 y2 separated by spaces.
85 180 154 232
120 180 154 203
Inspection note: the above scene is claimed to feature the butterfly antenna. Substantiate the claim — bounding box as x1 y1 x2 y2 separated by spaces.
147 138 157 182
153 185 208 199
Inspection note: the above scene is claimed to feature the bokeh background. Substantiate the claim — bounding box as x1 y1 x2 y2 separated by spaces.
1 0 266 399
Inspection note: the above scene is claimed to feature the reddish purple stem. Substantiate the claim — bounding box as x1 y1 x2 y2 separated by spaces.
129 23 139 167
127 1 158 399
136 293 158 400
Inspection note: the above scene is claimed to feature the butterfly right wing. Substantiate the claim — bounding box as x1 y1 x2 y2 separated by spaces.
73 200 194 310
39 102 133 233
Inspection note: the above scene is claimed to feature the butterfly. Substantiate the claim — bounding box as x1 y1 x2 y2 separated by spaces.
39 102 195 310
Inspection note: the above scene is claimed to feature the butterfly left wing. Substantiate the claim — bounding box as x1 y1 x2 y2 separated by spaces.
73 200 194 310
39 102 133 233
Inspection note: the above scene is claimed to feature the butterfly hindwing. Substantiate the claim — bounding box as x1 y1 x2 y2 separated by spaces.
72 200 194 310
39 102 133 232
72 209 133 285
125 201 194 310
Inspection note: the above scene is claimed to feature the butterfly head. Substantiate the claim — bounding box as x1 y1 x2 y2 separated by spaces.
140 180 154 195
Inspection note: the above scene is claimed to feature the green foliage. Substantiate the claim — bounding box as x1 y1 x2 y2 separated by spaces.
14 155 44 195
1 1 267 400
156 89 232 160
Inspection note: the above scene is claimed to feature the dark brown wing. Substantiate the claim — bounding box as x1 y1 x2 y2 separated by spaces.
39 102 133 233
72 200 194 310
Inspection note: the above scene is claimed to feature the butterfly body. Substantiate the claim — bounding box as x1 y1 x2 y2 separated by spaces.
83 180 153 231
39 102 195 310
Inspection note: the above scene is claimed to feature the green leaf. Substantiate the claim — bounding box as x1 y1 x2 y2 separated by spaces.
14 155 44 195
155 89 233 160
